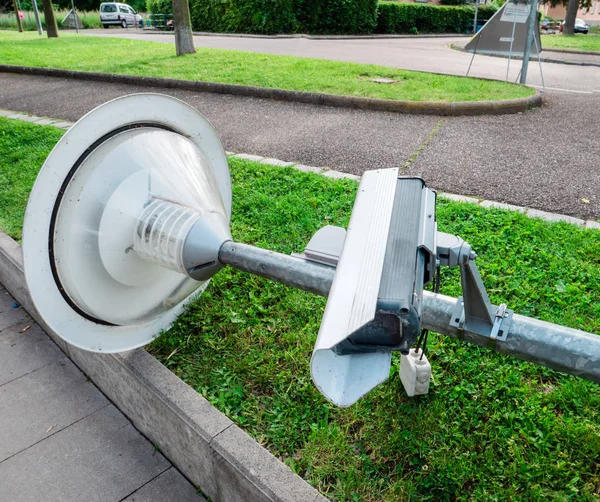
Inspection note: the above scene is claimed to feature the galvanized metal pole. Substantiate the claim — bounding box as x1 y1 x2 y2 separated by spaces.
70 0 78 33
219 241 600 385
219 242 335 297
506 5 519 81
520 0 538 84
32 0 43 35
473 0 480 35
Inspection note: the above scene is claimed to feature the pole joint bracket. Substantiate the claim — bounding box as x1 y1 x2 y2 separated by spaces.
438 232 514 342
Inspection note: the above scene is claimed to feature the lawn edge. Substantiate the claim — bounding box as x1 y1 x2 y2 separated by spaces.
0 64 542 116
0 230 327 502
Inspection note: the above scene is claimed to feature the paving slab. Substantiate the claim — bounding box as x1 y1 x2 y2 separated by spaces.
526 208 585 225
0 357 110 461
0 288 31 331
0 405 170 502
0 322 63 386
123 467 206 502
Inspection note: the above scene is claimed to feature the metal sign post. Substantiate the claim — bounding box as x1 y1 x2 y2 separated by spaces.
520 0 538 84
32 0 43 35
70 0 79 33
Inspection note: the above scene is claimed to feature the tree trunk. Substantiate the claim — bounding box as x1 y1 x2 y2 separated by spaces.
13 0 23 32
172 0 195 56
41 0 59 38
563 0 579 35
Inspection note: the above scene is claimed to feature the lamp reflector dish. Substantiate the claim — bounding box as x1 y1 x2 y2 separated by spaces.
23 94 231 353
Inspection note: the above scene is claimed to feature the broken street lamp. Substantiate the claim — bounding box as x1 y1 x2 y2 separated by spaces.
23 94 600 407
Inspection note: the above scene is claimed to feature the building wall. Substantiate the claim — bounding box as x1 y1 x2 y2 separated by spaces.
543 2 600 24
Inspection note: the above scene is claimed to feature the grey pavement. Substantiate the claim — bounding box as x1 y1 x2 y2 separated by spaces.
1 71 598 219
0 286 204 502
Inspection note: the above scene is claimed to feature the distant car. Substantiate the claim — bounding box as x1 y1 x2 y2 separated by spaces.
100 2 143 29
560 18 590 34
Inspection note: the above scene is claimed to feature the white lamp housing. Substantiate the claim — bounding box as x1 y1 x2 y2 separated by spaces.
23 94 232 353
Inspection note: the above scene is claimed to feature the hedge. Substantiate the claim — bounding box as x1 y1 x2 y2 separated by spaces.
376 3 497 34
295 0 379 35
146 0 497 35
189 0 297 35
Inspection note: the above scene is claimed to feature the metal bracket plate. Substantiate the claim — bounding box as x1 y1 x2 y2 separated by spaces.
449 297 514 342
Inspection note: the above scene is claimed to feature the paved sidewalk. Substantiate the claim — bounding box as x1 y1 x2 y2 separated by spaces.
0 286 205 502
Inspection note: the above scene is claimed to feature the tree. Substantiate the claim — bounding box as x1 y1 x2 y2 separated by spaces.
543 0 592 35
41 0 59 37
172 0 195 56
12 0 23 32
562 0 579 34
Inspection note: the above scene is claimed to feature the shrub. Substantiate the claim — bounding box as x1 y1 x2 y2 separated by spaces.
187 0 377 35
190 0 296 35
376 2 497 34
295 0 379 34
147 0 171 14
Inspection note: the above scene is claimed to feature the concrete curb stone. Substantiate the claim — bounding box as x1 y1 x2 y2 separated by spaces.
137 29 472 40
0 64 542 116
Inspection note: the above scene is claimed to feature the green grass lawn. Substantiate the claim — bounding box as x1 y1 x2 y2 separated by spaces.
2 116 600 500
0 31 535 102
542 33 600 52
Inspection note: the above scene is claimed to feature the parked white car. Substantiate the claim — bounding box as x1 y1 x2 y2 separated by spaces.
100 2 143 29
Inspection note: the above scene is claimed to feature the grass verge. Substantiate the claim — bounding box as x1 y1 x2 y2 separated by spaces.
541 33 600 53
0 31 535 102
1 116 600 500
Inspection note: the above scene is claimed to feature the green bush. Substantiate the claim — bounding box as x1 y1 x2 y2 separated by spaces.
146 0 171 14
376 2 496 34
149 0 495 35
190 0 296 35
295 0 378 34
187 0 377 35
439 0 468 5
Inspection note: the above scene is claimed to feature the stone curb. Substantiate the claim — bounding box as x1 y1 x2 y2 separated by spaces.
0 64 542 116
541 47 600 57
137 29 472 40
0 232 326 502
2 109 597 228
451 43 600 68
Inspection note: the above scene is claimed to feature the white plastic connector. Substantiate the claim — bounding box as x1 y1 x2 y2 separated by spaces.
400 349 431 397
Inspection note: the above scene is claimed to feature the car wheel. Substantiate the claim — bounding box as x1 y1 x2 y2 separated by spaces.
102 24 109 29
121 19 127 28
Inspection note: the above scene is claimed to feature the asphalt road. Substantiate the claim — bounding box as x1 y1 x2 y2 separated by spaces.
1 71 598 219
